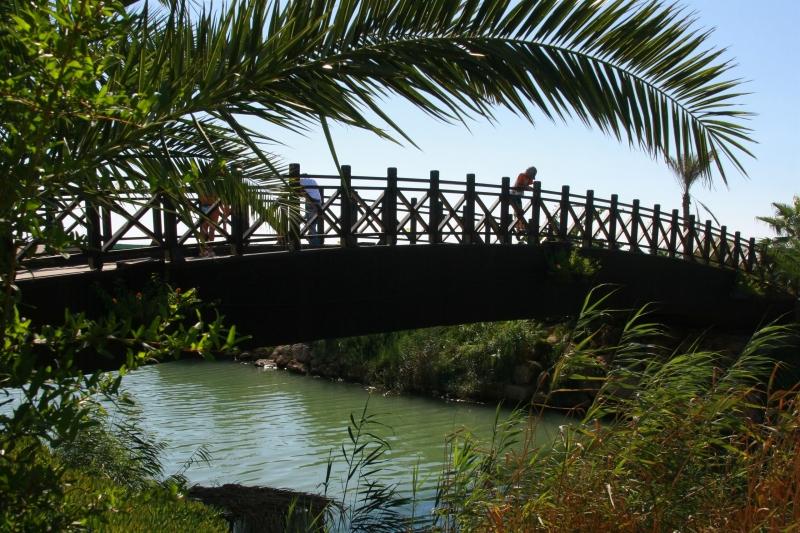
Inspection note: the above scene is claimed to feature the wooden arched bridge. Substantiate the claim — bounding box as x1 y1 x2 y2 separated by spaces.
18 165 787 347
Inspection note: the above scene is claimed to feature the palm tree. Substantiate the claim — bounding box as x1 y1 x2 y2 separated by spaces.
665 153 716 226
757 197 800 298
758 197 800 242
3 0 756 298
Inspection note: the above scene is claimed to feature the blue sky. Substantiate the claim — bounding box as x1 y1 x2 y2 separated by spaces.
262 0 799 238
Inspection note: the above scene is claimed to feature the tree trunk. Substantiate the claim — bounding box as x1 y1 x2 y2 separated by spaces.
682 191 691 229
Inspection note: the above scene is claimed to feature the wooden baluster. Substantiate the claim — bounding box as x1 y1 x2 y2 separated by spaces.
732 231 741 270
85 200 102 270
102 207 112 246
341 165 354 247
288 163 301 251
559 185 570 241
528 180 541 245
608 194 618 250
718 225 728 266
464 174 475 245
429 170 441 244
630 199 640 252
582 189 594 249
685 215 696 260
668 209 679 258
746 237 756 273
702 220 712 264
231 201 250 256
410 197 418 245
162 195 182 263
152 194 163 247
650 204 661 255
500 176 511 244
318 186 325 246
382 167 397 245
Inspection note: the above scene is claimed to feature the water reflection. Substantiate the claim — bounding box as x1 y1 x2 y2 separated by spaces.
121 360 567 505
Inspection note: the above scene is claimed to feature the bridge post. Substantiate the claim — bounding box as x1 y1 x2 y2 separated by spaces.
650 204 661 255
85 200 103 270
719 225 728 266
341 165 357 247
582 189 594 248
500 176 511 244
746 237 756 273
685 215 696 260
702 220 713 263
464 174 475 244
231 203 250 256
528 180 541 245
288 163 301 251
668 209 679 258
630 199 640 252
429 170 441 244
732 231 741 270
152 195 163 248
382 167 398 245
102 207 112 246
558 185 569 242
410 197 418 245
162 195 183 263
608 194 618 250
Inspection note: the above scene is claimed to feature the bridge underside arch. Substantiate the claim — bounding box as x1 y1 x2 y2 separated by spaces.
19 244 790 349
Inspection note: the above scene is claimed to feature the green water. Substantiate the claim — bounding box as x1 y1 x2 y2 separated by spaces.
121 360 567 511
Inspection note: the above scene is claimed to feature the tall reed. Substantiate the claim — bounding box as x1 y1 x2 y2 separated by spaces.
434 292 800 532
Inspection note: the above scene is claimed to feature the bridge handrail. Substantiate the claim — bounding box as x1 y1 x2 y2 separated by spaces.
17 164 764 275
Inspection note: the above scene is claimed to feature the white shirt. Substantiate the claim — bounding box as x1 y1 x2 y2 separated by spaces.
299 177 321 203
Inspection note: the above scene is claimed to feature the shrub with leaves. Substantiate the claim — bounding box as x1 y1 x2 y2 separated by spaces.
0 279 238 530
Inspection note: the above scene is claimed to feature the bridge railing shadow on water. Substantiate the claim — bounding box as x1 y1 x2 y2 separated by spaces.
18 163 763 276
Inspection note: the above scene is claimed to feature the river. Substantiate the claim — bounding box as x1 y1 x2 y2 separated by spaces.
119 360 568 521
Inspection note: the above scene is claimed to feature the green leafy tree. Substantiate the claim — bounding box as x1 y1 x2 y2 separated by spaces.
758 196 800 297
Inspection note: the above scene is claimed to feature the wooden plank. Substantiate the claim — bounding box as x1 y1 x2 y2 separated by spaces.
85 200 102 270
410 197 418 245
341 165 355 247
429 170 441 244
650 204 661 255
500 176 511 244
719 225 728 267
464 174 475 244
703 220 712 264
382 167 397 245
668 209 679 258
528 180 541 245
559 185 570 241
608 194 618 250
746 237 756 273
162 195 183 263
732 231 741 270
629 200 641 252
582 190 594 248
288 163 301 251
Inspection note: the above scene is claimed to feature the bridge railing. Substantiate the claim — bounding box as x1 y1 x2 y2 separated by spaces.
17 164 762 275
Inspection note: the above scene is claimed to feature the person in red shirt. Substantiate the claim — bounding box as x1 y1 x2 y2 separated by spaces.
510 166 537 231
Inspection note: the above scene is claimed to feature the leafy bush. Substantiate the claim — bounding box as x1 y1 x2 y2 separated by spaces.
0 279 238 530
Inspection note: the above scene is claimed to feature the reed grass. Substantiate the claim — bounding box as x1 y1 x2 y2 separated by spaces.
433 293 800 532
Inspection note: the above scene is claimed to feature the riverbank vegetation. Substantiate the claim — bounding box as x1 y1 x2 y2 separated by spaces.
434 321 800 531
